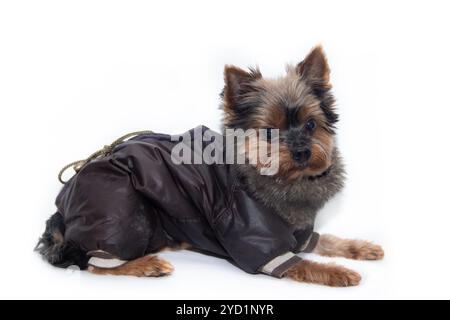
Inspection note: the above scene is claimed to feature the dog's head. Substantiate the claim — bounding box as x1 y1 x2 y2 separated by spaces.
221 46 338 181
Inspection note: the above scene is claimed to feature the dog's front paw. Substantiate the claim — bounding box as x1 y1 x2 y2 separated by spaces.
326 266 361 287
349 242 384 261
314 235 384 261
285 260 361 287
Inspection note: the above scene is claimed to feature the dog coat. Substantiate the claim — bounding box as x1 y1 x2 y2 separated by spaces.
56 126 319 277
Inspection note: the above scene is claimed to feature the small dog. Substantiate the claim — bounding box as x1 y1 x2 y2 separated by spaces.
220 46 384 286
37 46 383 287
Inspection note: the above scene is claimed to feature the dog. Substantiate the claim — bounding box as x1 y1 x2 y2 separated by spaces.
36 46 383 287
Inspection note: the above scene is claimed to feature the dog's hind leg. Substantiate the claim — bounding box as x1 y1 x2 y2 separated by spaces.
313 234 384 260
88 255 174 277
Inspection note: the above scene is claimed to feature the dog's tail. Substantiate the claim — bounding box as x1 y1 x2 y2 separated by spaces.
35 212 88 269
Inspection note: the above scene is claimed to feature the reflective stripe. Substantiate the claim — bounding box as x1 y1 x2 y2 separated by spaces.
303 232 320 253
87 250 117 259
88 256 127 269
299 233 313 252
260 252 297 275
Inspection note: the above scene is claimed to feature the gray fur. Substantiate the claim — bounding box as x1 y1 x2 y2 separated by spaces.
222 47 344 230
234 148 345 229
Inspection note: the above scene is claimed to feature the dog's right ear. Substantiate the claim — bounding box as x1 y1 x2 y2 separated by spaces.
223 65 261 107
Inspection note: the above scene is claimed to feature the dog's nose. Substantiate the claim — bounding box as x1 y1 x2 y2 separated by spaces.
293 148 311 164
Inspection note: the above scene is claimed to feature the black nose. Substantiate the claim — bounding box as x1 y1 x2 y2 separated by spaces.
293 148 311 164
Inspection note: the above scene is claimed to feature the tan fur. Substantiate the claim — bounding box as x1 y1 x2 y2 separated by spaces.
285 259 361 287
223 64 335 180
158 242 191 252
222 65 262 125
297 103 325 122
304 128 334 176
313 234 384 260
296 45 332 89
88 255 174 277
277 144 303 181
239 112 334 181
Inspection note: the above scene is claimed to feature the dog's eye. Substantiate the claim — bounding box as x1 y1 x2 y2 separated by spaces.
305 119 316 132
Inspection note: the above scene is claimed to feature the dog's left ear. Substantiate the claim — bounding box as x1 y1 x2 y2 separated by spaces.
296 45 331 91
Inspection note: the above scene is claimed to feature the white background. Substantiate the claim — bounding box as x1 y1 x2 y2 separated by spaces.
1 0 449 299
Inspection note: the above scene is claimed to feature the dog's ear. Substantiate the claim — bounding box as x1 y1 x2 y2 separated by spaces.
297 46 338 127
223 65 261 107
296 45 331 91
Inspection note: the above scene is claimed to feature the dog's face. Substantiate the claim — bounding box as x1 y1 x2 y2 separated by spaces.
222 46 338 181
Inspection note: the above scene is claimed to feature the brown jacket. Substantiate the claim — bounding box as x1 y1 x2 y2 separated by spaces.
55 126 318 277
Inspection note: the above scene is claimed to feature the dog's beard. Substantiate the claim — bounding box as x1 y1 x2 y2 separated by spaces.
303 140 333 177
239 139 333 182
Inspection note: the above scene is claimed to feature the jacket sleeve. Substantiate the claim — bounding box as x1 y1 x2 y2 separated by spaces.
212 187 304 278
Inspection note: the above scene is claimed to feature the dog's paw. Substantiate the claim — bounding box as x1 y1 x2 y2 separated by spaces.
349 241 384 261
136 256 174 277
88 255 174 277
285 260 361 287
314 235 384 261
326 266 361 287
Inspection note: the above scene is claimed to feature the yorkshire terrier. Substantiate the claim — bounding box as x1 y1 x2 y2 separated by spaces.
220 46 383 286
37 46 383 287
